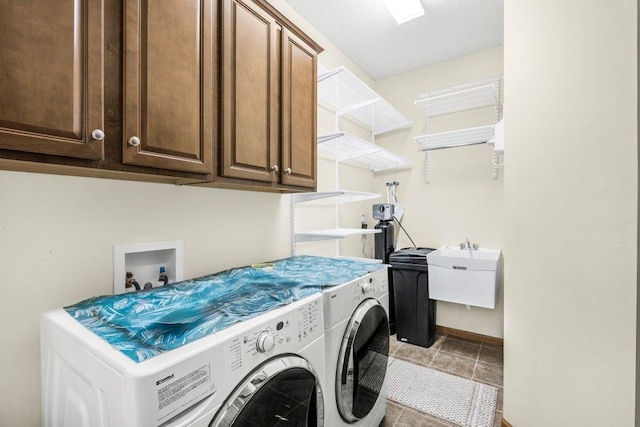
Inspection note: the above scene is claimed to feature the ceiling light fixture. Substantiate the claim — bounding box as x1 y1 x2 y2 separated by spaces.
382 0 424 25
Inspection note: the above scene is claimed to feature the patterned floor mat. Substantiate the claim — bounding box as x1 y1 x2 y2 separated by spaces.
386 357 497 426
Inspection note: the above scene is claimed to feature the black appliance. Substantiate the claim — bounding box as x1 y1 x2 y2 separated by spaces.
373 204 396 334
389 247 437 348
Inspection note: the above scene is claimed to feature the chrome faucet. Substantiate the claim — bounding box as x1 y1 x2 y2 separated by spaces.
459 238 479 250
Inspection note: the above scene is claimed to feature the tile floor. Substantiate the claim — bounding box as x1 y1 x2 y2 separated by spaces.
380 333 503 427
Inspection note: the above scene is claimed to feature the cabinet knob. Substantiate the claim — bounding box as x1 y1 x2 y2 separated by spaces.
271 165 279 172
128 136 141 147
91 129 105 141
284 168 292 174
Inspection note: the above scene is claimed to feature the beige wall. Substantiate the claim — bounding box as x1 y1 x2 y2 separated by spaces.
0 1 374 425
373 47 505 338
0 172 295 425
6 0 637 425
504 0 637 425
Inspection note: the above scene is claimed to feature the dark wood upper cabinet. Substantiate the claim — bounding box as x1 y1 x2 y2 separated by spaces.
122 0 214 174
0 0 104 160
221 0 279 183
220 0 321 190
281 28 317 188
0 0 320 191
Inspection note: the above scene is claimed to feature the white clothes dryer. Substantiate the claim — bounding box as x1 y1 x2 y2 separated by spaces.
321 266 390 426
41 293 325 427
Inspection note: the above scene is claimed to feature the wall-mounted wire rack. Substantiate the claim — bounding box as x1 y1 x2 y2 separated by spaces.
415 125 495 151
291 65 412 257
414 75 503 182
317 132 411 172
291 191 382 254
318 66 412 136
316 66 412 173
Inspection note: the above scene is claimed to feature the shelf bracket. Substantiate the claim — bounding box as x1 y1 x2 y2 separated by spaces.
492 75 501 180
317 68 344 82
424 152 430 184
317 132 345 144
492 151 502 180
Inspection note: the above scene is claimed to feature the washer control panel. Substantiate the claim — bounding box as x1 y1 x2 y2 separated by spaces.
353 268 388 300
225 296 322 372
322 267 389 328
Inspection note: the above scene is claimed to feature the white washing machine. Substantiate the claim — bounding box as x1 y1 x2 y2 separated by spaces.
41 293 325 426
321 266 390 426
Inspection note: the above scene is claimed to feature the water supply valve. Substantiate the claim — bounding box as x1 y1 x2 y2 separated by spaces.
158 266 169 286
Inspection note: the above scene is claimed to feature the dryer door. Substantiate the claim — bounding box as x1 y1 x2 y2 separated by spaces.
210 355 324 426
336 299 389 423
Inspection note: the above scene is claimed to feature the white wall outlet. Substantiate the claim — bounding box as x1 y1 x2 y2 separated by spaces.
113 240 184 295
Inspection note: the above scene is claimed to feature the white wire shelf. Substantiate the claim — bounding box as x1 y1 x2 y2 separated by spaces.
335 191 382 205
295 228 381 243
415 125 495 151
318 132 411 172
348 100 412 136
293 191 381 205
361 149 412 173
293 191 343 204
318 133 379 162
318 67 412 135
415 75 502 119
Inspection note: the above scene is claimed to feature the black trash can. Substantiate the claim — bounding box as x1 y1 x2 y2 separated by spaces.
389 247 437 348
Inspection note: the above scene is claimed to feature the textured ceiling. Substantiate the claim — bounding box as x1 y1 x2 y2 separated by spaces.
283 0 504 80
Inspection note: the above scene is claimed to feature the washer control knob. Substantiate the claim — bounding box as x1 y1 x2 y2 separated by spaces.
362 281 373 294
256 331 275 353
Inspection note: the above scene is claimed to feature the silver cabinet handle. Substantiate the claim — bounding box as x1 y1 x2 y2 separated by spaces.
284 168 292 174
271 165 279 172
128 136 141 147
91 129 105 141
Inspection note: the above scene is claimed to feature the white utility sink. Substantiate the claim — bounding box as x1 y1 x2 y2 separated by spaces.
428 246 500 270
427 246 501 309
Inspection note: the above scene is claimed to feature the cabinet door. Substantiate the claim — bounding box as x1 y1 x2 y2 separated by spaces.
281 28 317 189
0 0 104 160
123 0 213 174
221 0 279 183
